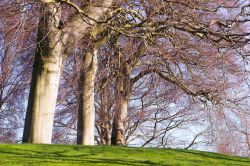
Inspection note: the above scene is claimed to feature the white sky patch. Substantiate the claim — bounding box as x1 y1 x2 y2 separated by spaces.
168 103 176 108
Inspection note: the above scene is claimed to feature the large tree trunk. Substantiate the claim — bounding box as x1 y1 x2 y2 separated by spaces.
22 3 63 143
77 48 98 145
111 54 132 145
111 95 128 145
111 70 128 145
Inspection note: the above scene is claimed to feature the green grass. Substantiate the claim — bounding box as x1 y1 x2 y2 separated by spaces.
0 144 249 166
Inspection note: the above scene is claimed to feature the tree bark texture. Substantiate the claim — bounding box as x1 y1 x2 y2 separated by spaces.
111 95 128 145
77 48 98 145
22 3 63 143
111 59 131 145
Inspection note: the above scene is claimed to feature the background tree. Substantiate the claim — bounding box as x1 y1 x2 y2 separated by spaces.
0 0 38 143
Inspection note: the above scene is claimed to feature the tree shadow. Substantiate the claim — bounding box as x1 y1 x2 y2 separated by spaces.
172 149 250 163
0 145 169 166
0 145 249 166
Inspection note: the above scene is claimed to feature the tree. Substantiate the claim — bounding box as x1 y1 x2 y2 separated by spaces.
23 0 113 143
77 40 98 145
1 0 250 157
0 0 36 142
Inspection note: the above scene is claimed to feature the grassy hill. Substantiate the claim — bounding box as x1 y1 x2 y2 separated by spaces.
0 144 249 165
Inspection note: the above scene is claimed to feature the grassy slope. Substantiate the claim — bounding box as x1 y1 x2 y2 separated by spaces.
0 144 249 166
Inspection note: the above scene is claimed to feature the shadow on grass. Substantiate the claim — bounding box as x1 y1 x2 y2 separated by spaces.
172 149 250 163
1 145 250 165
0 146 169 166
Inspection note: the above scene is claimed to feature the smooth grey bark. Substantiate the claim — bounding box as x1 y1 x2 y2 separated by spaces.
23 0 113 144
77 26 108 145
22 3 63 143
110 50 148 145
111 61 131 145
111 95 129 145
77 48 98 145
